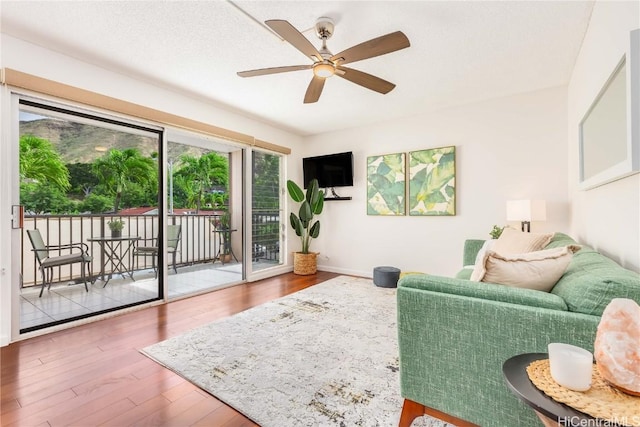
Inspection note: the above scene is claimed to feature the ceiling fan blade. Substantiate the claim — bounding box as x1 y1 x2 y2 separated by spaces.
266 20 323 62
330 31 410 65
336 66 396 94
237 65 312 78
304 76 325 104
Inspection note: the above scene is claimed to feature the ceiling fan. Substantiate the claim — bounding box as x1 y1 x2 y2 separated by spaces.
237 18 410 104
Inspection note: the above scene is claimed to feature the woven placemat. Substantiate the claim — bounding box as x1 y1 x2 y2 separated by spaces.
527 359 640 427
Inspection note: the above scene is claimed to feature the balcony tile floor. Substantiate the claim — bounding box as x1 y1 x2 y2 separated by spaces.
20 261 277 331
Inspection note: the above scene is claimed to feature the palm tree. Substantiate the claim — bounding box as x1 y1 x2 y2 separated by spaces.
93 148 156 213
174 152 228 213
19 135 70 190
173 175 199 211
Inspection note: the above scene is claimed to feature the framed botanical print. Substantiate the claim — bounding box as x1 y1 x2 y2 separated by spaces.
366 153 406 215
408 146 456 216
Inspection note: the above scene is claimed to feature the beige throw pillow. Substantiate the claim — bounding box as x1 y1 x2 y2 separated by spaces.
474 239 496 265
469 239 496 280
493 227 554 255
471 245 581 292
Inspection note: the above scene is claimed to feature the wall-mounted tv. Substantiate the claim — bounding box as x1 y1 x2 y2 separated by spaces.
303 151 354 189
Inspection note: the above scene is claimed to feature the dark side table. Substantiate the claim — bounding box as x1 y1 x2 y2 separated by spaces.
502 353 610 427
212 228 238 265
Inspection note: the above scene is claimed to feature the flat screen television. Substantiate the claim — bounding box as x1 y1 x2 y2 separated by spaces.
303 151 354 189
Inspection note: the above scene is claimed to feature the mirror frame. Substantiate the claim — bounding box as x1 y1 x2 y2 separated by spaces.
578 29 640 190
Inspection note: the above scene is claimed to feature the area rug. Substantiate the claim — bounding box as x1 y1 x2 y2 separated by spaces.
141 275 449 427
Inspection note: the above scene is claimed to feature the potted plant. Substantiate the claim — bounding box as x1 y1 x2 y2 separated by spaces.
287 178 324 275
107 218 125 238
489 225 505 239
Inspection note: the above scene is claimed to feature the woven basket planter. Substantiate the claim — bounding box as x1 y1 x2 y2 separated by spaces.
293 252 318 275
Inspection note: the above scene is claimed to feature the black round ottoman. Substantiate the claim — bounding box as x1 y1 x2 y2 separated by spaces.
373 266 401 288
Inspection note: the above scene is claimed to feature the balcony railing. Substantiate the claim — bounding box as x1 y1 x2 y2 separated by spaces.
252 210 281 262
21 212 282 288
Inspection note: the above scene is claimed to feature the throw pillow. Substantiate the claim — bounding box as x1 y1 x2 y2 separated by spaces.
475 239 496 265
468 239 496 280
493 227 554 255
471 245 581 292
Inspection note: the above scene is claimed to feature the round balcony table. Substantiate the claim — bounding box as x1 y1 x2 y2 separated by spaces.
87 235 140 286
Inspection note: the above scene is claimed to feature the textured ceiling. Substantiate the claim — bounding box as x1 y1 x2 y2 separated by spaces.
0 1 594 136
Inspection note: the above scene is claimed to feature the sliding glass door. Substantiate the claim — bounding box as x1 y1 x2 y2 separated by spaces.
164 130 244 298
16 97 163 333
11 95 287 338
251 150 284 272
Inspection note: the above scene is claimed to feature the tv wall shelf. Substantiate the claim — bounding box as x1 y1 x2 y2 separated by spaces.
324 197 352 201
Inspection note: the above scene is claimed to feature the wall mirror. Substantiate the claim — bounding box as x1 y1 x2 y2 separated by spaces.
579 29 639 190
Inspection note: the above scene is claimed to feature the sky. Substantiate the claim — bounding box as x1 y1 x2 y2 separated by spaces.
19 111 46 122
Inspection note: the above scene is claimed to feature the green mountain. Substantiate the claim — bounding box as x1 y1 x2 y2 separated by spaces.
20 118 210 164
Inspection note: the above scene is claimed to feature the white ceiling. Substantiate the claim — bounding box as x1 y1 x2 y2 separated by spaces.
1 1 594 136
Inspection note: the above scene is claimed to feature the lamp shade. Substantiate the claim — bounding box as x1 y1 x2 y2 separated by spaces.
506 200 547 221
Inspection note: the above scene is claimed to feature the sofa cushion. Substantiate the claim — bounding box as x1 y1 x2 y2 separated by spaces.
550 246 640 316
457 232 640 316
471 245 580 291
493 227 554 254
545 232 581 249
473 239 496 266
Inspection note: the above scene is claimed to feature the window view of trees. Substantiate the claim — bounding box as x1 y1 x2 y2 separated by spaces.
20 134 74 214
92 148 157 213
19 111 230 215
18 105 283 282
20 135 71 191
172 151 229 214
252 151 281 262
252 151 280 211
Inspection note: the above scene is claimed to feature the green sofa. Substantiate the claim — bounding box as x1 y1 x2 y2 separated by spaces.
397 233 640 427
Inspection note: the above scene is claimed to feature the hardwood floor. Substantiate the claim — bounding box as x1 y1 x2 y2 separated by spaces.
1 271 340 427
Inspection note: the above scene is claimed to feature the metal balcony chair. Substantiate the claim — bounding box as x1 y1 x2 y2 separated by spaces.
133 224 182 278
26 229 93 298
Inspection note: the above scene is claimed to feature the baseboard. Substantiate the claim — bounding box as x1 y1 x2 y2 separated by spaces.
0 333 9 347
317 265 372 279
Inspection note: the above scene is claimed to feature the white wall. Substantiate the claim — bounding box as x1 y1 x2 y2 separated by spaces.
298 86 570 278
568 1 640 272
0 35 304 345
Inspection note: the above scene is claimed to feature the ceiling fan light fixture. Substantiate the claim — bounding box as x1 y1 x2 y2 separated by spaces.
313 62 335 78
238 18 411 103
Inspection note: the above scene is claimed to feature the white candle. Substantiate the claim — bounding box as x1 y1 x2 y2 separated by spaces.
548 343 593 391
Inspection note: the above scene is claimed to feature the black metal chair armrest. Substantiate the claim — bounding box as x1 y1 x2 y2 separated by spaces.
135 237 157 246
46 242 90 254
